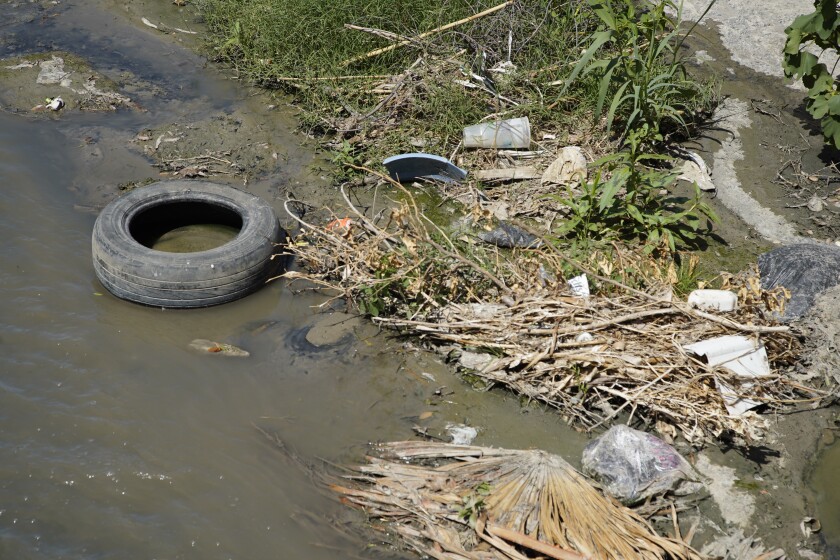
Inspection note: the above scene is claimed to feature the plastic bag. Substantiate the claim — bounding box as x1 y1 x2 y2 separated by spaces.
477 221 541 248
758 243 840 320
582 425 700 505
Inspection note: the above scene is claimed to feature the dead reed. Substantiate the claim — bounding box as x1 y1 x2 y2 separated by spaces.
277 169 825 445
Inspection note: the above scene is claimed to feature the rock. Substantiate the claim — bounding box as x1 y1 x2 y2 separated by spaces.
458 351 494 371
807 196 825 212
541 146 587 186
305 312 364 347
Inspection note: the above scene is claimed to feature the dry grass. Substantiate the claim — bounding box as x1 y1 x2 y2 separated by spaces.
330 440 705 560
276 167 829 445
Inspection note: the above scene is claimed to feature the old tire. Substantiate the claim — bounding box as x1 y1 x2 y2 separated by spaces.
92 180 282 308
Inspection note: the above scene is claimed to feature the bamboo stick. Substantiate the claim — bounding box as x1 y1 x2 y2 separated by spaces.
340 1 514 67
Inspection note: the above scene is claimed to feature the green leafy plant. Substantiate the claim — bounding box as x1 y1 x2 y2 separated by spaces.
562 0 713 148
783 0 840 147
458 482 491 528
550 129 718 253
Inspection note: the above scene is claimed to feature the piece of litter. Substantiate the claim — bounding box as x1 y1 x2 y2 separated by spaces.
383 153 467 183
677 151 715 192
575 332 594 342
800 517 821 538
141 17 159 29
446 423 477 445
189 339 249 357
5 61 36 69
807 196 824 212
684 335 770 416
421 372 436 382
541 146 587 186
568 273 590 297
45 97 64 111
474 166 540 182
477 221 541 248
687 289 738 312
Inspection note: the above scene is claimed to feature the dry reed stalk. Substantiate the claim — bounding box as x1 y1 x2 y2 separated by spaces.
340 0 514 67
278 178 819 444
330 441 705 560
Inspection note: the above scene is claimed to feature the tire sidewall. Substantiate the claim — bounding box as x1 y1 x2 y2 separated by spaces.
92 180 281 307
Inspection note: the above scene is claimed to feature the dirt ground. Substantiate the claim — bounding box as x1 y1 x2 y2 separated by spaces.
3 0 840 557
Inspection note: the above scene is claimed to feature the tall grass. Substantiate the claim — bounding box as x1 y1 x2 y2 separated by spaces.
197 0 587 80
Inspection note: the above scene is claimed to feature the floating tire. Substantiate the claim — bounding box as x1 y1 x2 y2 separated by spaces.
92 180 282 308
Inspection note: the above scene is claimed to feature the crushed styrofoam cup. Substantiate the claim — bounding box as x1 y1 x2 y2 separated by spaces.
688 289 738 312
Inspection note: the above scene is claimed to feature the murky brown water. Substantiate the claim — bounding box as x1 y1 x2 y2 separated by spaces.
0 3 588 559
809 441 840 554
152 224 240 253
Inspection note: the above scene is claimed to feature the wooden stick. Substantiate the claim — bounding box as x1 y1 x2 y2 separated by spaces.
486 524 589 560
340 0 514 67
344 23 408 43
269 74 393 83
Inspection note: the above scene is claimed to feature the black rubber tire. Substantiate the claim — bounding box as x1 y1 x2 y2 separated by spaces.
92 180 282 308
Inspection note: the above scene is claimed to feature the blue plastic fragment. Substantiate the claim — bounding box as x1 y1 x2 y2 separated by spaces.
383 153 468 184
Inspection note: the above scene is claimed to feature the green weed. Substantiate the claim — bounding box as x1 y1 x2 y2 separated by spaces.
561 0 715 148
783 0 840 148
549 127 718 253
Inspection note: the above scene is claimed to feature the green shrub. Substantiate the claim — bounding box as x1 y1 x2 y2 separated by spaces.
783 0 840 148
561 0 714 149
549 128 718 253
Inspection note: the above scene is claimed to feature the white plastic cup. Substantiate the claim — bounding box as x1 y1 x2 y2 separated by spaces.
687 289 738 312
463 117 530 149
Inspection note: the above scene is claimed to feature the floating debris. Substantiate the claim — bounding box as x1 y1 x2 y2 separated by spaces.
445 423 477 445
189 339 249 357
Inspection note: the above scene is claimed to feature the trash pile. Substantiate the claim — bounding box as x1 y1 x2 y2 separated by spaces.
329 440 705 560
279 170 828 445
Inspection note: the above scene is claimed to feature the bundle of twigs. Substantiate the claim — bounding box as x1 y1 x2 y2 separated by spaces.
279 168 826 444
330 440 704 560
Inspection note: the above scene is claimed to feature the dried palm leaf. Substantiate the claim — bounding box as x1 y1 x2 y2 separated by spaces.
331 441 704 560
